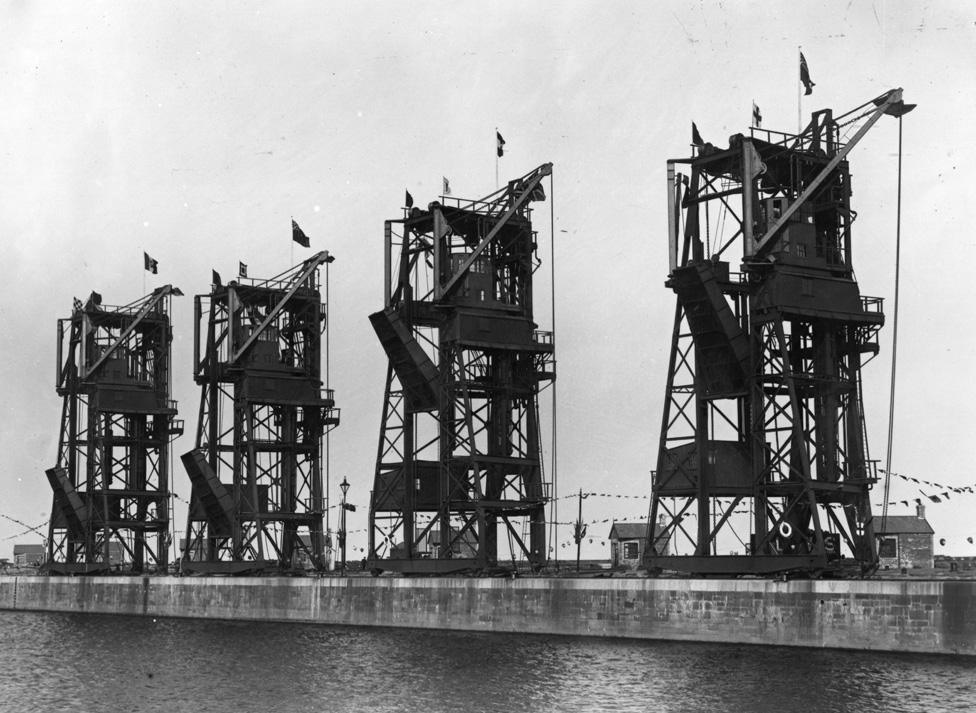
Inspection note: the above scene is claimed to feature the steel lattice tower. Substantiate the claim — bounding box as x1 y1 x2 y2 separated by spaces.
368 164 555 574
45 286 184 574
645 90 914 577
180 253 338 574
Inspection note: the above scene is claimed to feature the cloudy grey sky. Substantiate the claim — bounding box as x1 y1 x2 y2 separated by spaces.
2 2 974 560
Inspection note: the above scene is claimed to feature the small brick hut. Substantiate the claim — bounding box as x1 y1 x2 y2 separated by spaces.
12 544 45 566
876 502 935 569
609 519 669 570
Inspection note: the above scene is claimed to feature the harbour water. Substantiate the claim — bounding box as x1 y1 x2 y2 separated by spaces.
1 611 974 713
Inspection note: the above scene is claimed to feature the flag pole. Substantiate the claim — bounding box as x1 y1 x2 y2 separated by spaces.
495 126 499 189
142 248 146 295
797 46 802 135
290 216 294 267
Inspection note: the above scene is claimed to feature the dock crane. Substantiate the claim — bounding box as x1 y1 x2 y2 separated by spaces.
644 89 914 577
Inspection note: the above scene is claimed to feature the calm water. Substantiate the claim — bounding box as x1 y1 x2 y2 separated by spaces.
0 611 974 713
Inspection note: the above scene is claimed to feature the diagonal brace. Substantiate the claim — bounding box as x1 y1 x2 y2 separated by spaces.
753 89 905 258
82 284 182 379
230 251 331 364
437 163 551 300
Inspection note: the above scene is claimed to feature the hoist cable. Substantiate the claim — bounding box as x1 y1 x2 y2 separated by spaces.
881 116 904 527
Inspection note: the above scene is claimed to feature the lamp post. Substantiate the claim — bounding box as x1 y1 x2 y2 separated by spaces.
339 477 350 574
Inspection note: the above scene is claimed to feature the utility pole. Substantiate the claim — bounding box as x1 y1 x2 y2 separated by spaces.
574 489 588 573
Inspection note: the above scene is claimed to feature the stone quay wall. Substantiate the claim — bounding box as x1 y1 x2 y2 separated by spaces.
1 575 973 655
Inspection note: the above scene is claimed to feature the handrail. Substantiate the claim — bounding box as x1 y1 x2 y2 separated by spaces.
861 296 884 313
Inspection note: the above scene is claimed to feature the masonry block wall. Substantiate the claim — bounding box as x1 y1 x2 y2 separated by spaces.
880 533 935 570
1 576 973 656
900 533 935 569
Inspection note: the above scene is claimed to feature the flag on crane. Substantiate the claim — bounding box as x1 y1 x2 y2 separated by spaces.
800 52 815 95
212 269 222 286
292 220 310 247
752 102 762 127
691 122 704 147
442 176 451 195
239 262 247 278
496 130 506 157
405 189 414 208
144 252 158 274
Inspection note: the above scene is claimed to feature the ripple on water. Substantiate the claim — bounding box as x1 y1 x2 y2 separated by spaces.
0 611 974 713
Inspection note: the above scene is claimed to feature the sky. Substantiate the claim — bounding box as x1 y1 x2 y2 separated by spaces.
1 1 975 563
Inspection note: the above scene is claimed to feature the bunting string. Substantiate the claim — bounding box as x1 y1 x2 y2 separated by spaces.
881 469 975 505
1 515 49 542
13 475 967 555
